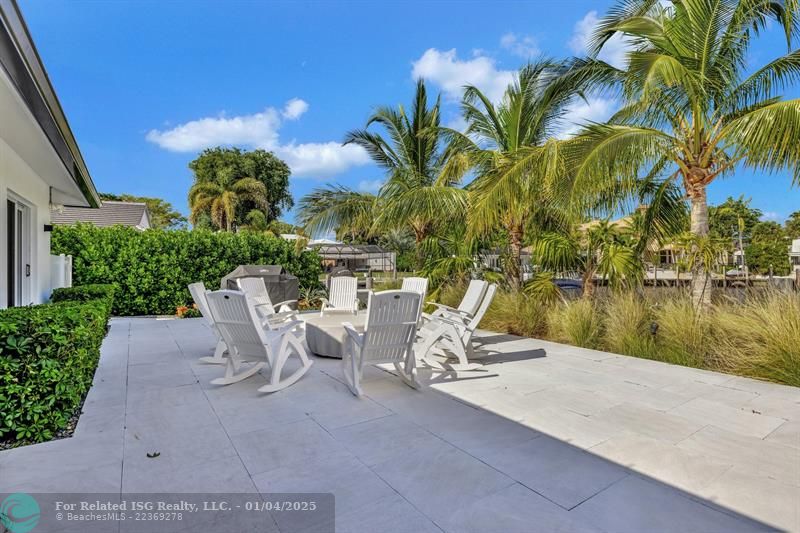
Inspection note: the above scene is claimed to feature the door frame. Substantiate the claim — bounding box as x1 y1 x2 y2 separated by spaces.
6 191 33 307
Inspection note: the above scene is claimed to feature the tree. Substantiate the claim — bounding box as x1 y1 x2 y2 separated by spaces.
571 0 800 308
532 219 643 300
99 193 187 230
786 210 800 238
188 177 269 232
188 147 293 225
296 185 378 242
446 61 590 289
747 221 791 274
344 79 467 264
708 196 762 241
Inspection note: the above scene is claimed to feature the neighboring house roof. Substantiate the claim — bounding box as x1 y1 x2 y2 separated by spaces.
51 201 150 230
0 0 99 207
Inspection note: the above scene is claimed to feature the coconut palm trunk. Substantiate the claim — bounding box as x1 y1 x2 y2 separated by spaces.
689 185 711 308
508 227 524 290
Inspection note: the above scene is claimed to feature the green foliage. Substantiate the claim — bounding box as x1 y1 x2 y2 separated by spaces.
786 211 800 239
0 285 114 445
99 193 187 229
709 196 763 242
548 299 603 349
51 284 116 304
746 221 791 275
51 224 321 316
188 147 293 227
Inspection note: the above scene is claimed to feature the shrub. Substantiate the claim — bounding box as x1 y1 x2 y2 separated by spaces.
602 292 658 360
710 291 800 386
51 224 322 316
0 285 114 445
51 283 116 304
548 299 602 349
652 296 709 368
480 290 550 338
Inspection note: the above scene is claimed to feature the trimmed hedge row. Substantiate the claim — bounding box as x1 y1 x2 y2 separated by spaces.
51 224 322 316
0 284 114 445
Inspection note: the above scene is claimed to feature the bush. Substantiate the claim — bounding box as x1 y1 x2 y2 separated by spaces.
602 293 659 361
51 283 116 304
0 284 114 445
548 299 602 349
51 224 322 316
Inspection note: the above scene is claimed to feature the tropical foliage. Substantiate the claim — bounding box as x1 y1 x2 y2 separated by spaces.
188 147 293 230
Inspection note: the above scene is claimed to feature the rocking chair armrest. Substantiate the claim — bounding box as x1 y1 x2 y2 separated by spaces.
431 314 469 330
271 319 304 334
273 299 297 309
430 303 471 317
342 322 364 347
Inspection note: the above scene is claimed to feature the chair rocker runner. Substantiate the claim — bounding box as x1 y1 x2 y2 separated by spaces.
321 276 359 316
206 290 313 393
417 284 497 370
342 290 421 397
235 277 300 328
188 282 228 365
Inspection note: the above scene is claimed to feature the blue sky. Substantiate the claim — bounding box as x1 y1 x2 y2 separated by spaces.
20 0 800 224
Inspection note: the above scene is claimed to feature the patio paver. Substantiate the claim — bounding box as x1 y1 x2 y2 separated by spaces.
0 317 797 532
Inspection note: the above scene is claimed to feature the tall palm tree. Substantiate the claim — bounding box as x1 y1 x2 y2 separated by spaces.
344 79 467 264
188 177 268 232
445 61 590 289
569 0 800 307
295 185 378 242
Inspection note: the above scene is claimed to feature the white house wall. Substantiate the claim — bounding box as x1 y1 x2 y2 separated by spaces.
0 135 52 306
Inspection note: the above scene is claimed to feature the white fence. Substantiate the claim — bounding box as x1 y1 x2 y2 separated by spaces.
50 254 72 290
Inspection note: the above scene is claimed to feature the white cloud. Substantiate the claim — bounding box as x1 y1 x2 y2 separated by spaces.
282 98 309 120
761 211 781 221
569 11 631 69
276 142 371 177
145 108 281 152
146 99 370 178
358 179 383 193
558 96 617 139
500 32 540 58
411 48 514 102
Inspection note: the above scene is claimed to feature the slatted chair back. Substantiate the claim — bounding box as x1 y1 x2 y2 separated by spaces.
329 276 358 309
235 277 276 314
361 290 420 365
466 283 497 332
206 290 268 359
188 282 214 327
459 280 489 316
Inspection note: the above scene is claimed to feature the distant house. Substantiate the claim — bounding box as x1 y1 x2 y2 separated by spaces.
790 239 800 273
51 201 151 230
1 1 100 308
310 242 396 272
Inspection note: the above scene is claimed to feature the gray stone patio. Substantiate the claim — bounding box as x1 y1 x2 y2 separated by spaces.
1 317 798 532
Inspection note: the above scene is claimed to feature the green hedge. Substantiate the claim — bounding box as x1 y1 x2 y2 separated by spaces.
0 284 114 444
51 224 322 316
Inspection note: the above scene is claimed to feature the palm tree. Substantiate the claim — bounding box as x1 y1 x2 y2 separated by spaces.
296 185 378 242
532 219 644 299
569 0 800 308
188 177 268 232
344 79 467 265
445 61 592 289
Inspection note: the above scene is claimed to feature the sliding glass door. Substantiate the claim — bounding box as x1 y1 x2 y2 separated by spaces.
6 197 31 307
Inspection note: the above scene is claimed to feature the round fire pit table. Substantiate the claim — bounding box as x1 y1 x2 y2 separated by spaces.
303 311 367 358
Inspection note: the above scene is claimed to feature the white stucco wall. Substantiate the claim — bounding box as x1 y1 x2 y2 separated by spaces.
0 136 53 307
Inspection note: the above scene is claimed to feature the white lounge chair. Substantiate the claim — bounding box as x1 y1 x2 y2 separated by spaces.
342 290 421 397
235 277 300 327
401 276 429 323
423 279 488 325
320 276 359 316
206 290 313 393
188 282 228 365
417 284 497 369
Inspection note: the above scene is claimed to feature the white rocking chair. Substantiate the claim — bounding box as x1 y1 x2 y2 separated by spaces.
320 276 359 316
342 290 421 397
423 279 488 325
206 290 313 393
188 282 228 365
417 284 497 369
401 276 429 323
235 277 300 327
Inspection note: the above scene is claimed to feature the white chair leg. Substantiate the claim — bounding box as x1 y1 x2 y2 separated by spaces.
258 335 313 393
343 347 363 397
199 340 228 365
